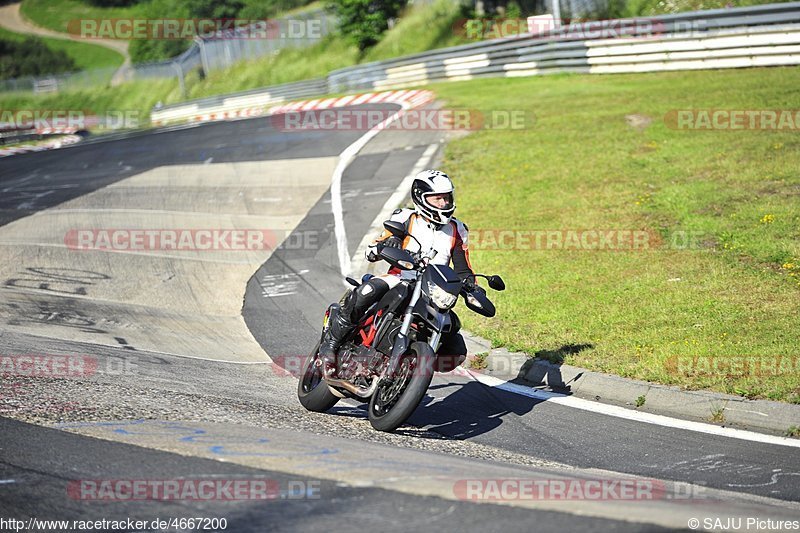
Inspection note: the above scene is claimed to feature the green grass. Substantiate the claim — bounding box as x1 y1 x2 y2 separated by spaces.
624 0 797 17
363 0 468 62
0 0 465 117
184 0 469 98
710 404 726 423
470 352 490 370
432 67 800 403
274 0 323 16
185 0 469 98
0 76 180 123
21 0 139 34
0 26 123 71
185 36 358 99
8 0 466 96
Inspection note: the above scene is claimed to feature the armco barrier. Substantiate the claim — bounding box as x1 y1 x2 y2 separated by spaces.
151 78 328 125
151 2 800 126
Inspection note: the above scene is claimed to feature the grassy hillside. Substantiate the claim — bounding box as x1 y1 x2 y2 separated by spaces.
21 0 139 34
432 67 800 403
0 75 178 123
21 0 318 34
187 0 467 98
624 0 796 16
0 26 123 73
0 0 466 112
364 0 467 62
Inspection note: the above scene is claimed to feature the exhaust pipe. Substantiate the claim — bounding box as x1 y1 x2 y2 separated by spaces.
324 375 379 398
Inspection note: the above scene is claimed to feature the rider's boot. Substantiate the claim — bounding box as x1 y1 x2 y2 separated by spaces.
319 296 356 378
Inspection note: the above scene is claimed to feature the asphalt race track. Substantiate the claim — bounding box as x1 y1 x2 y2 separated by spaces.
1 106 798 532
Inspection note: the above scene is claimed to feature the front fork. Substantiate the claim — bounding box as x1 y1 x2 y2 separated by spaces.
383 278 443 379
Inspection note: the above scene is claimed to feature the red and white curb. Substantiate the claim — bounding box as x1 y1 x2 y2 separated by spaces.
35 127 82 135
0 134 83 158
0 90 437 156
267 89 435 114
153 89 436 127
182 107 266 125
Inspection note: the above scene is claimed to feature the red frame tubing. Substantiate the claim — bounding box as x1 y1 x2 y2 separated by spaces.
358 310 382 347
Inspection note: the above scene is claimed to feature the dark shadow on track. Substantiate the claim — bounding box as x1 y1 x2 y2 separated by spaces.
407 380 545 440
519 343 594 393
316 377 545 442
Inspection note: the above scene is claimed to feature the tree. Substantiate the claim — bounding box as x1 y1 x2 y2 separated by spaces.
326 0 407 51
185 0 246 20
0 37 77 80
84 0 141 6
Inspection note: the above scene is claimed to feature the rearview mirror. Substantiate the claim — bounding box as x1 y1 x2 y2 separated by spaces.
487 275 505 291
383 220 406 237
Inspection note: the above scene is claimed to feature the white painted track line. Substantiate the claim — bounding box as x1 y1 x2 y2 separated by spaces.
330 102 413 282
460 369 800 449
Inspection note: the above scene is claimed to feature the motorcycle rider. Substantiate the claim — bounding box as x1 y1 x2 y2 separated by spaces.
319 169 481 376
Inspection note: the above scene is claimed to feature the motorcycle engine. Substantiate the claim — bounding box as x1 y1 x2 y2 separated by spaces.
337 344 376 381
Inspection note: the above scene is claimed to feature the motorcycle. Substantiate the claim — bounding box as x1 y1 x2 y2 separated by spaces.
297 220 505 432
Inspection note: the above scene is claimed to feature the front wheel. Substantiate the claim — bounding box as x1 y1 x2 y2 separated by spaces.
368 341 435 432
297 341 339 412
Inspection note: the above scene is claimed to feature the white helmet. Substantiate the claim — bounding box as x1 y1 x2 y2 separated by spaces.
411 169 455 225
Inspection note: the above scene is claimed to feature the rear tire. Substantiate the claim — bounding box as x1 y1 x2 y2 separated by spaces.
368 341 434 432
297 341 339 412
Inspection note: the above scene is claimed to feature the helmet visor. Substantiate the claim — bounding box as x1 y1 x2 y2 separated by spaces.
423 191 454 211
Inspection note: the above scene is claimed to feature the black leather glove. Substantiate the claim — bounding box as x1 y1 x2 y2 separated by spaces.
463 276 485 294
368 236 403 263
463 276 476 291
381 236 403 250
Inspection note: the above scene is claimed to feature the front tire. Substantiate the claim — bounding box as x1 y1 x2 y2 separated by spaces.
368 341 435 432
297 341 339 412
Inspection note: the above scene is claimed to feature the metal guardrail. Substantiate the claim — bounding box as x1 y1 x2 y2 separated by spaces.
151 78 328 125
151 2 800 125
327 2 800 92
0 66 119 95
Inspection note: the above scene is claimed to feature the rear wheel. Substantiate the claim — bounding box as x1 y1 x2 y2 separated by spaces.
297 341 339 412
368 341 434 432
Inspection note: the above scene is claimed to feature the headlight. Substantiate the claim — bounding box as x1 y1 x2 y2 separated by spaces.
426 281 457 310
